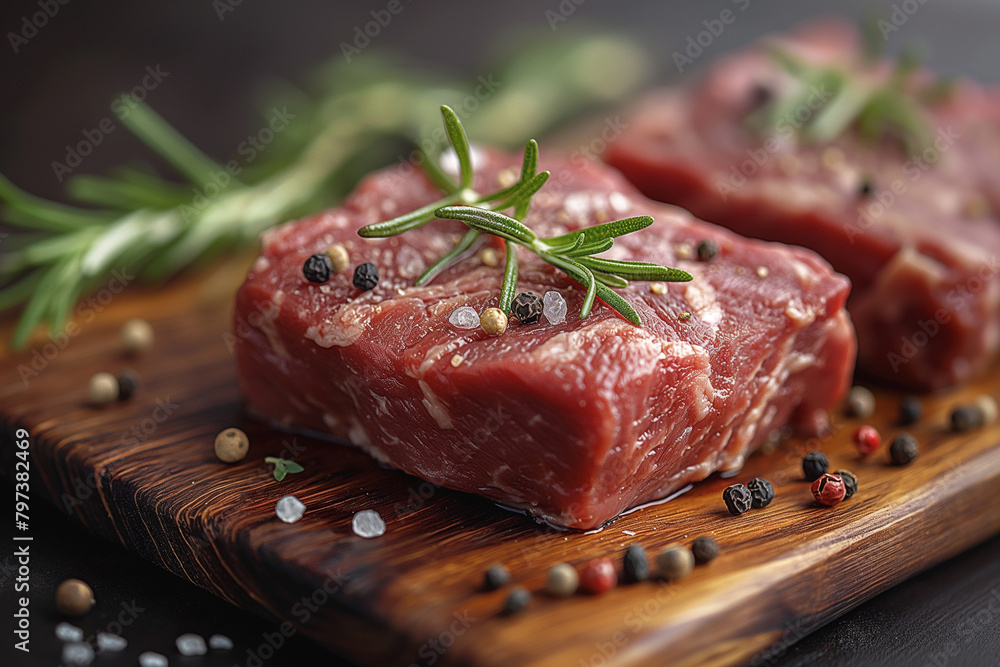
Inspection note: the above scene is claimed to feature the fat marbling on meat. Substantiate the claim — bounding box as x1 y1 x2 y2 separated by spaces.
234 149 855 529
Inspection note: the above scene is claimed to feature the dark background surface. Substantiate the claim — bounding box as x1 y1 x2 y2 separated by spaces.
2 1 1000 665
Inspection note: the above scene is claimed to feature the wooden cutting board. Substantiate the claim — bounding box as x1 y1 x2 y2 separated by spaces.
2 256 999 667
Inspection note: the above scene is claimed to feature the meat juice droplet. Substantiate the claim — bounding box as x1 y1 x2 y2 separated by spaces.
276 496 306 523
352 510 386 538
449 306 480 329
543 291 567 324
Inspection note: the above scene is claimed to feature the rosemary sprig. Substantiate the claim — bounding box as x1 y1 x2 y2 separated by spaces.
358 107 692 326
0 35 653 349
756 41 949 154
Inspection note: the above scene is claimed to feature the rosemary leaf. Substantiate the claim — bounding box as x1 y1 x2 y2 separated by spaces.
415 229 480 286
359 194 463 237
440 105 474 189
577 257 693 282
544 215 653 246
594 283 642 326
434 206 537 245
499 241 518 314
564 238 614 257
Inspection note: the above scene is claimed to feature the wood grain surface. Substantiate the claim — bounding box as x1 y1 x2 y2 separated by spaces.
2 256 999 667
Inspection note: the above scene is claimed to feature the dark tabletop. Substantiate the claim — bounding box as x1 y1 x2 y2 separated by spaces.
2 1 1000 665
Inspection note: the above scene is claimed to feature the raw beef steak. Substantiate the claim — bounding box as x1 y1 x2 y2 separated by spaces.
605 20 1000 390
234 150 855 529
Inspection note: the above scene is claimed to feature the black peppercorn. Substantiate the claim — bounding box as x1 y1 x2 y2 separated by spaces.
696 239 719 262
899 395 922 425
722 484 752 516
691 536 719 564
622 544 650 583
858 178 874 197
802 450 829 481
835 469 859 500
483 563 510 591
502 586 531 615
746 477 774 509
116 369 139 401
303 253 333 283
950 404 984 433
511 292 544 324
352 262 379 291
889 433 919 465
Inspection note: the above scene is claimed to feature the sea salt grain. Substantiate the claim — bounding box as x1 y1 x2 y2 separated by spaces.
96 632 128 652
55 621 84 642
138 651 168 667
352 510 386 538
62 642 95 666
448 306 480 329
276 495 306 523
176 633 208 656
209 634 234 650
543 291 567 324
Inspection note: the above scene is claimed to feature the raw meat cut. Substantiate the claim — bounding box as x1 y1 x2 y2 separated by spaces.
605 19 1000 390
233 149 855 529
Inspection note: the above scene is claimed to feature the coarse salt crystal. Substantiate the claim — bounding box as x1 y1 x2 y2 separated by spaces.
352 510 386 538
649 283 667 295
176 633 207 656
138 651 168 667
209 634 234 650
55 622 84 642
448 306 479 329
96 632 127 652
542 291 567 325
276 496 306 523
62 642 95 666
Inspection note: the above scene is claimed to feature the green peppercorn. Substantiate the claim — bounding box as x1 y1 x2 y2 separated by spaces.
546 563 578 598
502 586 531 615
55 579 95 616
890 433 919 465
846 386 875 418
622 544 650 583
214 428 249 463
691 536 719 564
835 469 859 500
483 563 510 591
657 545 694 580
802 450 829 481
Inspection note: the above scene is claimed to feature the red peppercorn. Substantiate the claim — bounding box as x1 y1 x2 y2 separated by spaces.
853 425 881 455
811 473 846 506
579 558 617 595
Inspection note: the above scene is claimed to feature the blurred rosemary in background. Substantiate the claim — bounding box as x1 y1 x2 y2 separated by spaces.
0 34 651 349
